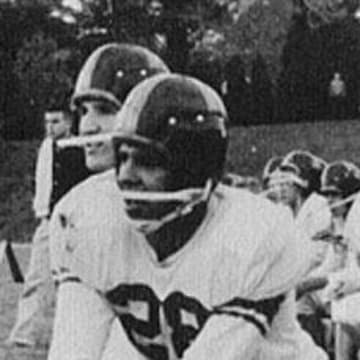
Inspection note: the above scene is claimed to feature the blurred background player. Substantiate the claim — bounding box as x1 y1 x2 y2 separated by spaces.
7 105 89 348
319 161 360 360
49 73 327 360
268 150 331 349
270 150 330 267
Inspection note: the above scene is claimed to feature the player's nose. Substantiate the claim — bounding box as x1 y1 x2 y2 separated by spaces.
79 111 102 135
116 158 141 190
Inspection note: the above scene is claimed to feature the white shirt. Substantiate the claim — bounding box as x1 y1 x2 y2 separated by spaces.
296 193 332 274
33 137 53 218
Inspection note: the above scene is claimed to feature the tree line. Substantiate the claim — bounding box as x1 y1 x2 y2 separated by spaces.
0 0 359 140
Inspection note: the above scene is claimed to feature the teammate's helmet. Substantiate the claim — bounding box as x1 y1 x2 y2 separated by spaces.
321 161 360 199
71 43 170 110
113 73 228 189
262 156 283 187
280 150 326 194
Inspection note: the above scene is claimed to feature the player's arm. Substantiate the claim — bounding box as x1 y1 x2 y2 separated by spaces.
296 277 329 299
184 316 263 359
48 281 114 360
183 293 284 360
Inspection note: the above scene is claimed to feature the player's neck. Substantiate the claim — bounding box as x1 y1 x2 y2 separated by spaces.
146 203 207 262
292 196 305 217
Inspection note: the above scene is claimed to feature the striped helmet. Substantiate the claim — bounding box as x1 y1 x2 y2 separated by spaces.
278 150 326 194
71 43 170 110
262 156 283 187
321 161 360 198
113 73 228 189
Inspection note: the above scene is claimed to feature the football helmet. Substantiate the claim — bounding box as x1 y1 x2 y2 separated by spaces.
71 43 170 110
262 156 283 187
279 150 326 194
321 161 360 199
112 73 228 233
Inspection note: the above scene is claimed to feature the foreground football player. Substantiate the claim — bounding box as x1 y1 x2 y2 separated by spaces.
49 74 327 360
270 150 331 269
268 151 332 347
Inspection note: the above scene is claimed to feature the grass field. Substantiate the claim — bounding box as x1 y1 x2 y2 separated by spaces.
227 119 360 175
1 118 360 359
0 244 50 360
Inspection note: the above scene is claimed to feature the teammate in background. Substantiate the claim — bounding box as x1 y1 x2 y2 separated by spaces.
49 73 327 360
268 150 331 348
67 42 170 174
7 106 89 348
262 155 283 202
48 43 169 359
322 161 360 360
270 150 331 267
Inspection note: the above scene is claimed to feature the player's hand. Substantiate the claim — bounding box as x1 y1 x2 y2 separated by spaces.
323 274 344 301
326 270 360 300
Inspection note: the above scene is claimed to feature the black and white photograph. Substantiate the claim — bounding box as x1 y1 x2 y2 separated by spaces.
1 0 360 359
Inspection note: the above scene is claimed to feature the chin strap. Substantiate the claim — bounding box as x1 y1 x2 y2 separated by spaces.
121 179 213 235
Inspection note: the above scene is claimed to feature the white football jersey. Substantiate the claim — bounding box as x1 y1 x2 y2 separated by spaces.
49 181 327 360
344 193 360 253
296 193 332 274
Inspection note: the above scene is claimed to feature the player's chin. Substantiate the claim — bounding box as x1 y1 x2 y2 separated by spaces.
124 200 173 220
124 201 153 219
85 152 114 172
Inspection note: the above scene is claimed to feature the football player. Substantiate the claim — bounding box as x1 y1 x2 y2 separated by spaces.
269 150 331 268
63 42 170 174
269 151 332 348
48 73 327 360
321 161 360 360
7 105 89 349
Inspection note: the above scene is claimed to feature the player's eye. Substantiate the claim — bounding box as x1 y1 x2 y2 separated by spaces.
94 102 117 115
117 150 129 165
77 104 88 117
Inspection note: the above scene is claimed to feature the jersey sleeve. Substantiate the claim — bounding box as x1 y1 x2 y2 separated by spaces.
49 178 142 360
244 203 310 300
344 194 360 253
185 200 311 360
183 314 262 360
49 178 124 291
48 282 114 360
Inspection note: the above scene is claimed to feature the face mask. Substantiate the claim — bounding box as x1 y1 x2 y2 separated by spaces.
120 179 213 235
57 133 114 148
268 169 308 188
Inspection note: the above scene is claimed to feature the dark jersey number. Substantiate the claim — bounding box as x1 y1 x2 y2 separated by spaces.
106 284 210 360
